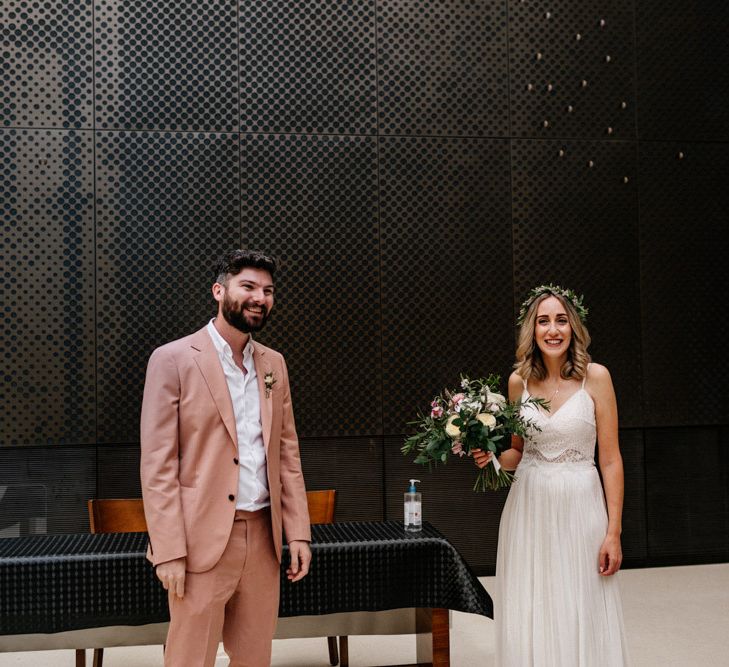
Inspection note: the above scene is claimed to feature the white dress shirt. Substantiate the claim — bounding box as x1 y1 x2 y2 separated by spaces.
206 319 270 510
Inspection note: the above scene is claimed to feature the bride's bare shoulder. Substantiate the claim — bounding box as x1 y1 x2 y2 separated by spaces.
508 371 524 400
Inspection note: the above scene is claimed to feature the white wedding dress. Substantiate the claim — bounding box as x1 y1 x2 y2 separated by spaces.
495 373 630 666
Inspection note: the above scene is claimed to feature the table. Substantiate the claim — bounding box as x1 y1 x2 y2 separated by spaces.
0 521 492 666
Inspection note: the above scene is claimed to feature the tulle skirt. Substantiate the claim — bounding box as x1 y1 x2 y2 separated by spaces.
495 458 630 666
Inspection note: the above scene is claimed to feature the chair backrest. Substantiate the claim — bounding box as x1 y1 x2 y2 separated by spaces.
88 498 147 534
89 492 335 532
306 489 336 525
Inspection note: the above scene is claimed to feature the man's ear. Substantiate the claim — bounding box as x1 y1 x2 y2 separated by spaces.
212 282 224 303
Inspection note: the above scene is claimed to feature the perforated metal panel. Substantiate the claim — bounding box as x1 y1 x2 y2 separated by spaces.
95 131 240 443
380 136 513 435
636 1 729 141
0 129 95 445
378 0 509 137
511 138 641 426
639 141 729 426
94 0 239 131
1 0 93 129
240 1 377 134
508 0 635 139
242 133 381 437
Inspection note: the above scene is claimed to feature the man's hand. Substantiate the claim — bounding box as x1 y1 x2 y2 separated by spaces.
286 540 311 582
156 557 187 598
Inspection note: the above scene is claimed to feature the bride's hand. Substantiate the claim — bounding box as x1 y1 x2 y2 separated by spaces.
598 534 623 576
472 448 493 469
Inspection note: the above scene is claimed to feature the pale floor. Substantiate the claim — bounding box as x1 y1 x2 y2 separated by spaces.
1 563 728 666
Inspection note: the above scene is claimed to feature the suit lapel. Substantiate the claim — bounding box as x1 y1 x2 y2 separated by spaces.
253 342 272 452
191 327 238 450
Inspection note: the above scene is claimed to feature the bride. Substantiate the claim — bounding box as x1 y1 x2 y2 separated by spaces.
474 285 630 666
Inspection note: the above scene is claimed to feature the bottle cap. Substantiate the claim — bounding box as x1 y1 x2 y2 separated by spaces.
408 479 420 492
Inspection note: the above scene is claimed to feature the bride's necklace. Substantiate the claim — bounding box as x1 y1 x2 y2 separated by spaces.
547 378 562 401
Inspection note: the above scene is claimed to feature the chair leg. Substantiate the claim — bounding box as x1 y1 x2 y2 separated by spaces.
92 648 104 667
327 636 339 665
339 636 349 667
75 649 85 667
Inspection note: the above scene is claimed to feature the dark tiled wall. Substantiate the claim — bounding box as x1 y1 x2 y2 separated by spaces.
2 0 727 572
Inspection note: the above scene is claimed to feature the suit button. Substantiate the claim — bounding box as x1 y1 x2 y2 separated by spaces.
228 494 235 501
233 458 239 465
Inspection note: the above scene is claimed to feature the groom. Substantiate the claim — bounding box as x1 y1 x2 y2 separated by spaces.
140 249 311 667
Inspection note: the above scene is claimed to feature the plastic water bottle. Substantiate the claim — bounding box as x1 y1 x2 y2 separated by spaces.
404 479 422 532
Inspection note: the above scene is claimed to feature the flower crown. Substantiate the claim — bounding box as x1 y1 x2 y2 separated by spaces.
517 284 588 326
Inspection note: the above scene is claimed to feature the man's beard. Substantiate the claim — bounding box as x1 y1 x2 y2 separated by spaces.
221 294 270 333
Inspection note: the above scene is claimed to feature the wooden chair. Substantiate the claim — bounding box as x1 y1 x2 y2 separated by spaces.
78 499 149 667
306 490 347 667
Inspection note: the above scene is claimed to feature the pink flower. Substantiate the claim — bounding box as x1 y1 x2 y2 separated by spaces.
451 393 465 405
430 405 444 418
451 440 465 457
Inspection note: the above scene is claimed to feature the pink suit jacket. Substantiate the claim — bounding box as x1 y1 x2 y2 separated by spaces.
140 326 311 572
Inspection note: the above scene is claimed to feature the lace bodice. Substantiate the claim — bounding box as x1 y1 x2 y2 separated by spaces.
520 385 596 464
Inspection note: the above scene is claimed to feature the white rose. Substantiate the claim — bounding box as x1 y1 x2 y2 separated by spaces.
486 390 506 409
476 412 497 429
445 415 462 438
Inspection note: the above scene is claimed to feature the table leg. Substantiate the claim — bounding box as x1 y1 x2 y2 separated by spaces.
413 608 449 667
431 608 450 666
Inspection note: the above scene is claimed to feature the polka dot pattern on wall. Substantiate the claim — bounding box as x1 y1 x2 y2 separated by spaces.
94 0 239 131
240 1 377 135
0 129 95 445
1 0 93 129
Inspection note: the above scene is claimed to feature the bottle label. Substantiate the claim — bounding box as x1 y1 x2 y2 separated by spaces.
404 501 421 525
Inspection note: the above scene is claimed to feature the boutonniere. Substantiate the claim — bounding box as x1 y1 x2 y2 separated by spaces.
264 371 276 398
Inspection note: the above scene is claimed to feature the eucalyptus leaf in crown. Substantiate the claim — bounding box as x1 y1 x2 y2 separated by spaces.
401 375 548 492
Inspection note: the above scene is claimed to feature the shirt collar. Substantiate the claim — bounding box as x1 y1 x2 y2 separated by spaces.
207 319 254 363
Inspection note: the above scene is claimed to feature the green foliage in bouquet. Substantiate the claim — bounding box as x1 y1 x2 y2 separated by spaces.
401 375 547 492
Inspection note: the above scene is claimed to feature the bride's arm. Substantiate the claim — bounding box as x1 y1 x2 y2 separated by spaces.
473 372 524 471
590 363 625 576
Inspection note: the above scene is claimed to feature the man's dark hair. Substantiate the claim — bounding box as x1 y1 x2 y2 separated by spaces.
214 249 277 285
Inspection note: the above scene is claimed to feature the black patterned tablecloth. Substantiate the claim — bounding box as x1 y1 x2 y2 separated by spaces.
0 521 492 635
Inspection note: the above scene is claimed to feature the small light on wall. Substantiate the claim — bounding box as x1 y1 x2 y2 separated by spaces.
543 119 550 128
527 83 534 91
576 33 582 41
607 126 614 135
567 105 574 113
623 176 630 184
536 52 543 61
581 79 588 88
546 83 554 92
605 55 612 63
559 148 566 157
545 11 552 19
599 18 606 28
621 101 627 109
588 160 595 168
678 151 685 160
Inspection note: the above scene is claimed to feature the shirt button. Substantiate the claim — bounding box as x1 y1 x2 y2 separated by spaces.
228 494 235 501
233 458 239 465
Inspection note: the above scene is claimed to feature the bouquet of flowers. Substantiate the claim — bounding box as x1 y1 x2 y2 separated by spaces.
401 375 547 492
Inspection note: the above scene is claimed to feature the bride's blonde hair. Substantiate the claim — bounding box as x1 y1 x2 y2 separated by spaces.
514 292 591 381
